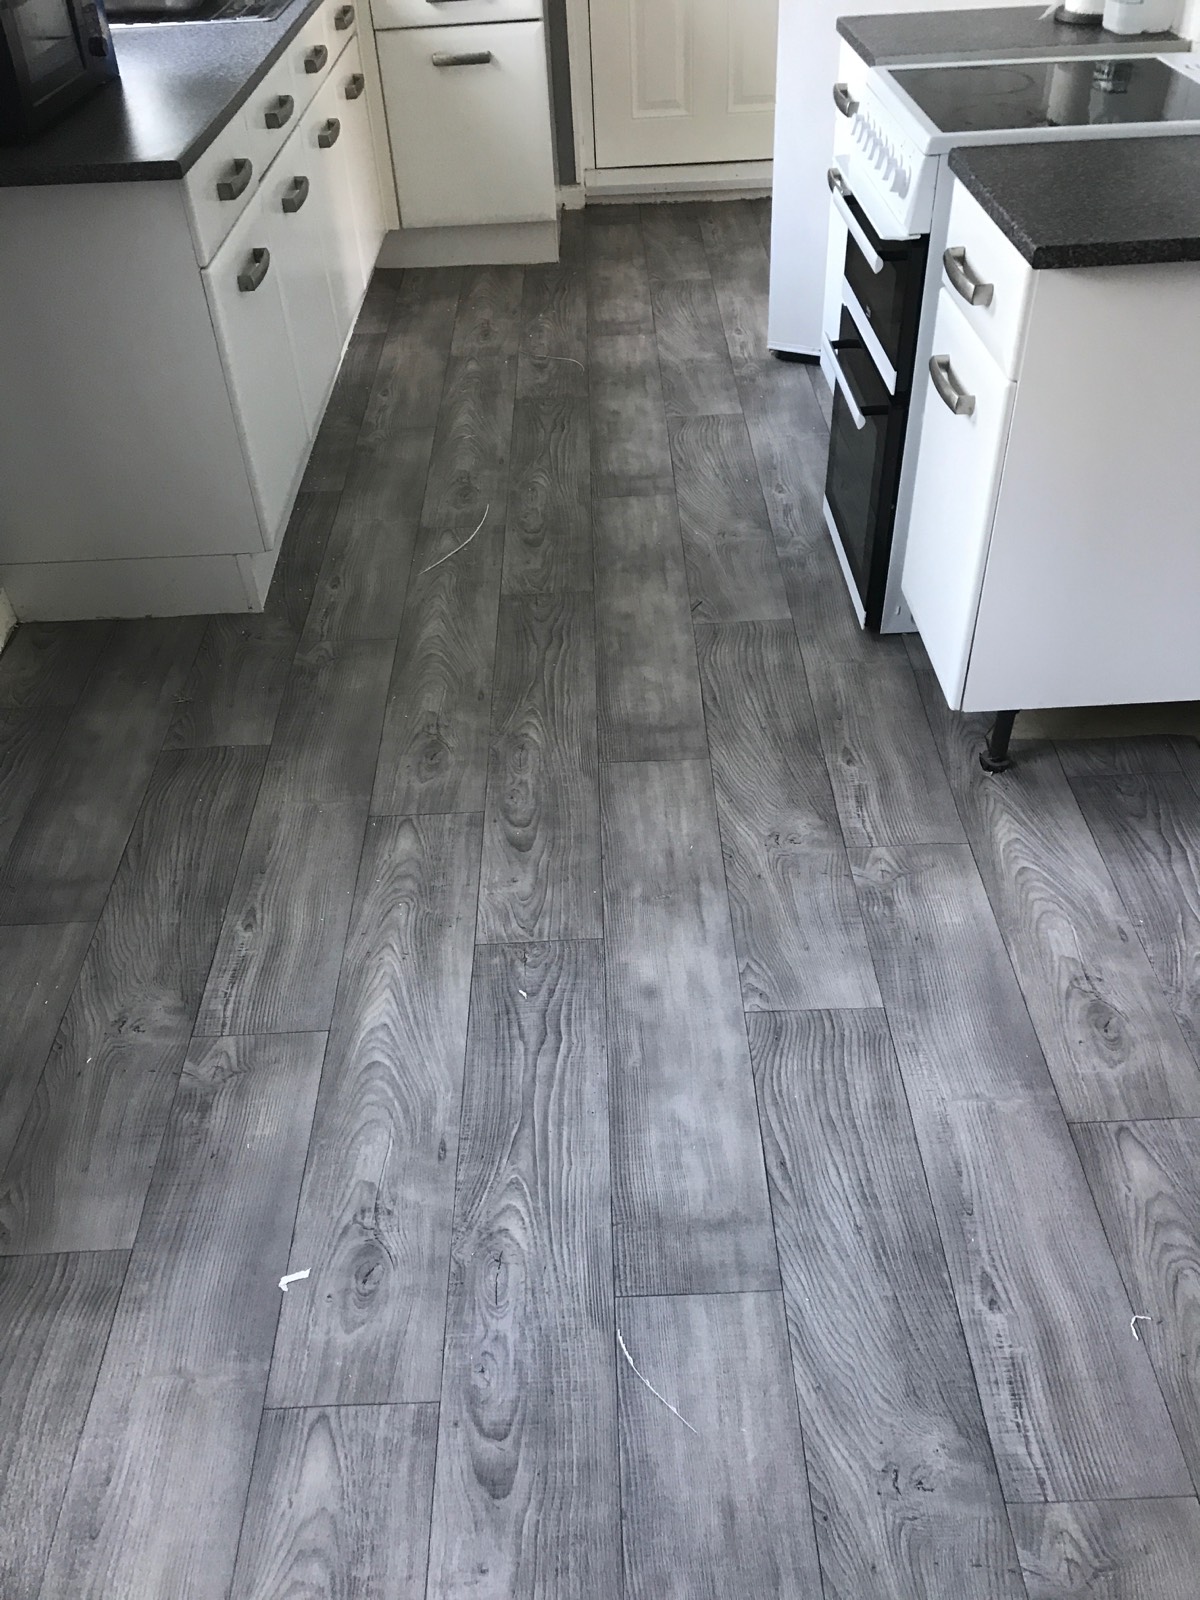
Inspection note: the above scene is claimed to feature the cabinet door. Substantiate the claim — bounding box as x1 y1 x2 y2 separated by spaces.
261 154 344 432
900 291 1016 710
376 21 556 228
335 36 386 286
202 191 310 549
304 70 366 331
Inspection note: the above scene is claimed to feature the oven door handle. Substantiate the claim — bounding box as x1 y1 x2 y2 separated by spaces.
827 168 884 275
824 339 890 431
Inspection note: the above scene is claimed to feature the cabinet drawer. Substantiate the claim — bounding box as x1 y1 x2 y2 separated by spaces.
241 48 305 179
183 106 260 267
902 291 1016 709
202 189 310 547
941 179 1034 381
371 0 541 28
281 0 342 108
378 21 555 228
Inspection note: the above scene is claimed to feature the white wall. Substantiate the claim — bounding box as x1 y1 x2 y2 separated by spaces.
0 587 15 653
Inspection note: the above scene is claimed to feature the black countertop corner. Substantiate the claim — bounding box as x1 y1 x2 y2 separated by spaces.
948 138 1200 268
836 6 1185 67
0 0 322 189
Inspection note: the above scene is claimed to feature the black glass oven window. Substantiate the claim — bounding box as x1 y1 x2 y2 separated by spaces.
824 314 896 611
841 208 926 389
891 57 1200 133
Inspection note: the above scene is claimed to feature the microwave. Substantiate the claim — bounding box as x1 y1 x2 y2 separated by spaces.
0 0 119 143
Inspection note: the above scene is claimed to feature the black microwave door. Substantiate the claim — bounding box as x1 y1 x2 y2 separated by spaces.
840 194 928 391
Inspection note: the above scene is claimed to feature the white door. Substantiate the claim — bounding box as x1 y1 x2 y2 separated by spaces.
589 0 778 169
304 73 364 333
262 158 344 432
334 37 387 287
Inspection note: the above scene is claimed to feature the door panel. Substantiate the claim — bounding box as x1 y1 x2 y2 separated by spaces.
591 0 778 168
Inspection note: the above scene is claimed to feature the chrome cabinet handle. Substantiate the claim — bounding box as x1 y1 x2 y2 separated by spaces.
216 157 253 201
305 43 328 73
237 246 271 293
282 175 310 213
344 72 365 99
318 117 341 147
432 50 494 66
943 246 994 307
929 354 975 417
833 81 858 118
264 93 294 129
827 168 884 275
334 3 354 27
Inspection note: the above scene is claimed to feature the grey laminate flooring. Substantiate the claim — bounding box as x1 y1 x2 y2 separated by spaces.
3 201 1200 1599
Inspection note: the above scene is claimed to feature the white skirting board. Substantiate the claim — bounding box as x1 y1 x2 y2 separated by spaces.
583 160 772 199
0 546 279 623
377 219 560 268
0 587 15 653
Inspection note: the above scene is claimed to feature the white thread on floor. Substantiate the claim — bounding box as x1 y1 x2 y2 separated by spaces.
279 1269 311 1293
1131 1314 1152 1340
617 1329 699 1435
420 504 491 575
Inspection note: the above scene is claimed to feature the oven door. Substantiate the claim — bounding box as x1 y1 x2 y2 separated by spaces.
822 309 910 630
828 167 927 391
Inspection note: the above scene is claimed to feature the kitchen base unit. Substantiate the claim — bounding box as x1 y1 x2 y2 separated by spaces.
903 186 1200 739
0 1 385 621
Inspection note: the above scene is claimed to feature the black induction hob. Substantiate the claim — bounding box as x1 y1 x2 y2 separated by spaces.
890 55 1200 133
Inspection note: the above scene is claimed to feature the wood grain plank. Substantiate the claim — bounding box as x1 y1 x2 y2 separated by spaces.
806 655 966 847
750 1008 1025 1600
371 509 504 817
0 707 68 868
1074 1118 1200 1486
427 940 618 1600
418 351 517 546
651 277 742 418
230 1404 439 1600
0 620 110 711
516 265 587 401
267 812 482 1406
195 797 366 1037
0 1250 126 1600
502 396 592 596
300 274 396 492
477 593 599 944
264 489 342 634
164 612 299 749
0 746 265 1254
586 220 652 335
259 637 394 807
589 332 674 499
0 618 205 924
695 621 879 1010
38 1031 325 1600
697 200 772 375
669 414 789 623
357 269 460 444
851 843 1194 1502
1072 774 1200 1065
0 922 94 1173
617 1290 823 1600
917 682 1200 1121
602 759 777 1295
639 202 710 284
1011 1498 1200 1600
449 264 525 361
1054 735 1183 778
298 430 434 648
593 495 708 764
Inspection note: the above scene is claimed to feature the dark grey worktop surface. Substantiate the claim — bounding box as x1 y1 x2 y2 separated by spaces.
837 6 1186 66
0 0 323 188
948 136 1200 267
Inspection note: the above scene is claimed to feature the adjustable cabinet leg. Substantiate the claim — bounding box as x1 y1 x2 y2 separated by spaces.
980 710 1018 773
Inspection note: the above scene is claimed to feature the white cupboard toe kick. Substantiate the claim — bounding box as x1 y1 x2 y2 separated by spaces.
0 0 388 620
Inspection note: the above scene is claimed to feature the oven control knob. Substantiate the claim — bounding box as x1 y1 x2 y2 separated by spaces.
893 165 910 198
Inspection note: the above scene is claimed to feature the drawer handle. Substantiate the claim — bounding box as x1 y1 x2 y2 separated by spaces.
833 82 859 118
318 117 341 147
929 354 975 417
943 246 994 308
824 337 890 432
216 157 253 202
344 72 365 100
282 175 310 213
431 50 494 66
237 246 271 293
333 3 354 27
827 167 884 276
265 93 294 129
305 43 328 73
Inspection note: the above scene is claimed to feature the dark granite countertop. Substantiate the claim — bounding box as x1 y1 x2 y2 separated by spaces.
837 6 1186 67
948 136 1200 266
0 0 322 188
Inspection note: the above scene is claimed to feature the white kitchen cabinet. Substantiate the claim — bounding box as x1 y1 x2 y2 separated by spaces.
335 36 388 287
202 185 311 548
902 185 1200 716
376 20 556 227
